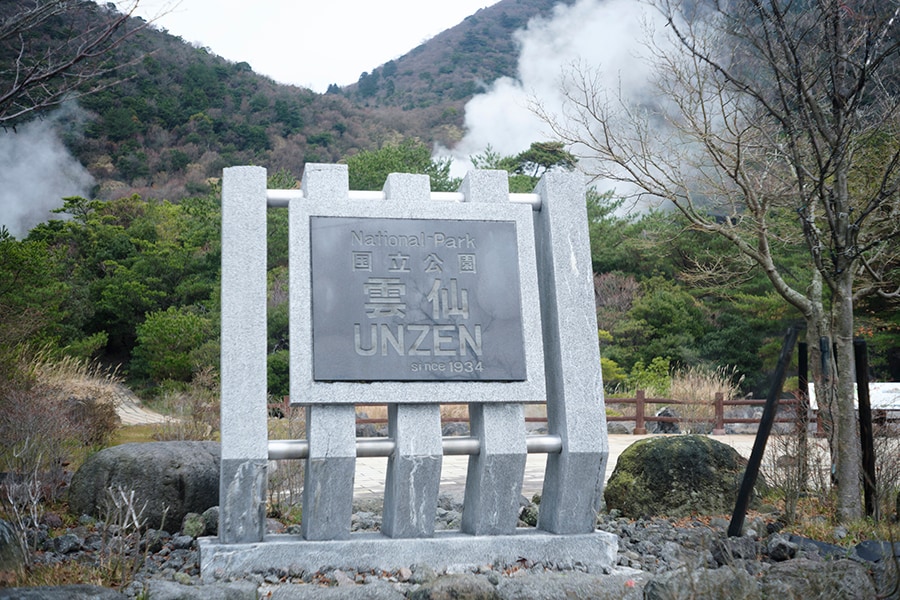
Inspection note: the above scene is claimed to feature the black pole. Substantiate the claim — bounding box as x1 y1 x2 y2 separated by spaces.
729 326 800 537
798 342 809 430
820 337 832 386
855 339 877 519
798 343 808 401
796 342 810 493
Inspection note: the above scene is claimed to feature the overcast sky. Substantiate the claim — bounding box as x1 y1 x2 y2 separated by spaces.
129 0 500 92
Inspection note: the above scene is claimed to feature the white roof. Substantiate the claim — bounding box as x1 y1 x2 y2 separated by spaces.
807 382 900 411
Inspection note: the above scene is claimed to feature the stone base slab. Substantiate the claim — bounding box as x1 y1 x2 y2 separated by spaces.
199 529 618 582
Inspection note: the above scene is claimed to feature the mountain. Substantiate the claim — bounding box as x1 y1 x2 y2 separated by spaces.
4 0 573 204
341 0 575 144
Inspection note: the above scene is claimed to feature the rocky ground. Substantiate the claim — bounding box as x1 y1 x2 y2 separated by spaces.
3 400 897 598
4 494 898 599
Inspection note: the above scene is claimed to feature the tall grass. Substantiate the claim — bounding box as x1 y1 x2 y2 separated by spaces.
664 365 743 434
873 428 900 522
0 351 121 494
149 367 219 441
0 351 121 565
268 404 306 519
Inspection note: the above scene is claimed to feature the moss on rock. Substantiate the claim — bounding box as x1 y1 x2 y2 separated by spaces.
604 435 749 518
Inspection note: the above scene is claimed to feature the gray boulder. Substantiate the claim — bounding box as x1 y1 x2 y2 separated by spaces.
604 435 749 518
607 422 631 435
760 558 875 599
712 536 761 565
0 519 24 575
766 534 798 561
0 585 126 599
202 506 219 536
68 441 219 530
146 579 257 600
643 565 761 600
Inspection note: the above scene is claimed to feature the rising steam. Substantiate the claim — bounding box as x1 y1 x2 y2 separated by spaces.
0 106 95 239
444 0 665 178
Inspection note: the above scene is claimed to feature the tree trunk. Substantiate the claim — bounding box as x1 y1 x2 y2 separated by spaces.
832 271 862 521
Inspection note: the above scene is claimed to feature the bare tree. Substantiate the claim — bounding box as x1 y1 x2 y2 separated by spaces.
0 0 153 126
537 0 900 521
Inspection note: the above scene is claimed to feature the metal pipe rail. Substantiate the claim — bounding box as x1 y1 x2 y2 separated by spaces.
268 434 562 460
265 189 543 211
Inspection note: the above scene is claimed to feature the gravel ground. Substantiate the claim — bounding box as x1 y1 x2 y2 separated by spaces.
8 494 897 599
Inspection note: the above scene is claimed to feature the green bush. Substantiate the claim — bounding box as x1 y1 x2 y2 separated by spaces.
132 306 211 383
267 350 289 397
627 357 671 396
601 356 627 390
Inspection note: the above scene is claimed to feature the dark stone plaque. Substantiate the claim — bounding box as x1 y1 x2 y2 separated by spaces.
310 216 526 381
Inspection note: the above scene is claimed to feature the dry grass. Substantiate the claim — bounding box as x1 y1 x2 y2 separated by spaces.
0 560 111 589
30 352 122 451
268 405 306 517
0 352 123 568
763 417 900 528
110 424 158 445
667 366 743 434
873 428 900 521
762 430 833 524
0 352 121 493
149 367 219 441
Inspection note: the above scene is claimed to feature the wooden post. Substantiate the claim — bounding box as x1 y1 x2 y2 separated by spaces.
633 390 647 435
855 340 878 520
729 326 798 537
713 392 725 435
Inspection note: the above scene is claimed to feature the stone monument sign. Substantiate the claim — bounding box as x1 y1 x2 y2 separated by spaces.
200 164 614 578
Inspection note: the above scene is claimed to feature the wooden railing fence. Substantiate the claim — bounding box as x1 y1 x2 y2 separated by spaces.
606 390 811 435
268 390 830 435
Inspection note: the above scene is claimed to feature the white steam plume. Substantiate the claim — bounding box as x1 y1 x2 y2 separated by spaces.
443 0 665 179
0 106 95 239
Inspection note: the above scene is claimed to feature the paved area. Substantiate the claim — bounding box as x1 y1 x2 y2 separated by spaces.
354 434 760 498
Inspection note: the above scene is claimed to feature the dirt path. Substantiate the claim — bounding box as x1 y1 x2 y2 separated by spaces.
114 387 168 426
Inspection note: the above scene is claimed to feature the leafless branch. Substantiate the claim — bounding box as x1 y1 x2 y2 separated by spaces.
0 0 159 126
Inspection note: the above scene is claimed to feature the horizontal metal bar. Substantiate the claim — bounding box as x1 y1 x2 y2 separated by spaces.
443 437 480 456
265 189 299 207
526 434 563 454
265 189 541 210
512 193 541 210
356 438 396 458
267 434 562 460
268 439 308 460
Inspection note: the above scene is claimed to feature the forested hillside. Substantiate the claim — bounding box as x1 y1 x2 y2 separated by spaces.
0 0 897 403
1 0 570 203
341 0 575 113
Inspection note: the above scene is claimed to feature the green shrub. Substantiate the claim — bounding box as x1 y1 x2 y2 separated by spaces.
627 357 671 396
132 306 211 383
267 350 290 397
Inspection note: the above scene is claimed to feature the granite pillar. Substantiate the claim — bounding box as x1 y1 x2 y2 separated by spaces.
219 166 269 543
381 404 443 538
533 172 609 534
